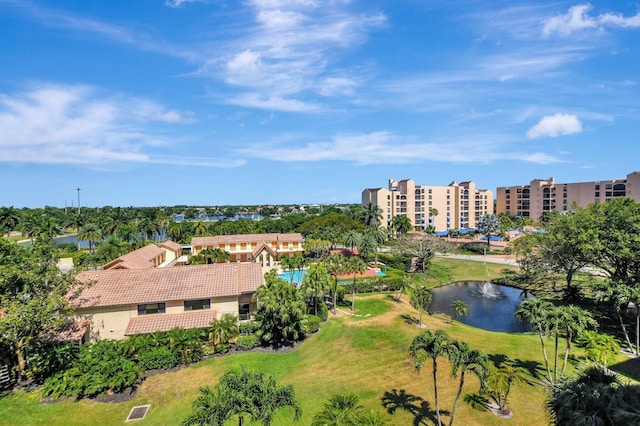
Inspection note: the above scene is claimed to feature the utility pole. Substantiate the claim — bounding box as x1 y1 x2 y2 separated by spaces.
77 187 81 215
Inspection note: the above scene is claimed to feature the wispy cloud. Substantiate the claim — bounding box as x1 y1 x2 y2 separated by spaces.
543 4 640 37
237 131 565 165
197 0 386 111
0 0 198 60
526 113 583 139
165 0 208 8
0 84 238 167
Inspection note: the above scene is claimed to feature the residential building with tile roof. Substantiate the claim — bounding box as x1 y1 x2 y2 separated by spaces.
71 263 263 340
191 233 304 267
102 241 183 270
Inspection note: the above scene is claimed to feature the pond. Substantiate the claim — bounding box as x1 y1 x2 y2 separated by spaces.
429 281 532 333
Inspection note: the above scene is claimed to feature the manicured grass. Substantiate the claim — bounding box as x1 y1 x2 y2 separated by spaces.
412 257 517 289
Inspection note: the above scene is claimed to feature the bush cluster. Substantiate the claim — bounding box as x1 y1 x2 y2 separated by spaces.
138 347 178 370
235 335 260 351
303 315 321 334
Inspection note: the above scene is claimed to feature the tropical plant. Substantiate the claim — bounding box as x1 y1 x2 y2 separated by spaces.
208 314 239 351
391 215 412 236
410 285 432 327
546 367 640 426
183 366 301 426
311 393 363 426
361 202 383 227
576 331 620 370
409 329 450 426
557 305 597 378
446 340 489 426
343 230 361 251
345 256 367 311
192 221 208 237
395 273 411 302
324 253 346 315
301 262 331 316
486 361 526 414
477 214 501 250
450 300 468 323
0 206 20 240
254 271 306 347
515 298 554 382
594 280 635 354
77 223 102 254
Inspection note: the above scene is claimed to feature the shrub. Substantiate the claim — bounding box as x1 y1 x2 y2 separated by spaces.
336 285 345 303
41 340 142 399
317 302 329 322
239 321 260 336
138 347 178 371
235 335 259 351
304 315 321 334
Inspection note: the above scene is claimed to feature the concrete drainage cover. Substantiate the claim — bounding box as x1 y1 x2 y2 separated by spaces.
126 405 151 422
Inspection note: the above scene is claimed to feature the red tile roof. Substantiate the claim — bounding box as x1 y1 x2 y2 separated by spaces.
191 233 302 246
125 310 217 335
71 263 264 309
159 240 182 252
103 243 165 270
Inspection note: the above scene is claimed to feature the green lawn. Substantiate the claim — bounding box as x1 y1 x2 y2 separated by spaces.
0 259 633 426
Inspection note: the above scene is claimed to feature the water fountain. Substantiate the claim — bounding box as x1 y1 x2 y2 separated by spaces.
429 281 532 332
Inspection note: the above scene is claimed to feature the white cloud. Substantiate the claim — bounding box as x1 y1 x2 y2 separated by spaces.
226 93 321 112
165 0 207 8
543 4 640 37
237 131 565 165
0 84 231 167
526 113 583 139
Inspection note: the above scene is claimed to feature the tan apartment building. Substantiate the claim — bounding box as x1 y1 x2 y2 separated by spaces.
71 263 263 340
190 233 304 267
496 171 640 220
362 179 494 232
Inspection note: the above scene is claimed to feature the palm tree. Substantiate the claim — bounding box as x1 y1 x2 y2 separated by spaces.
32 215 62 243
301 262 331 316
183 385 231 426
343 230 361 251
324 253 346 315
280 254 295 283
629 286 640 356
312 393 363 426
410 285 432 327
1 206 22 240
391 215 412 236
357 233 377 262
138 217 159 241
157 214 170 240
515 298 554 382
167 221 184 242
395 273 411 302
447 341 489 426
346 256 366 311
594 280 635 354
410 329 450 426
487 362 526 414
558 305 597 378
546 367 640 425
577 331 620 370
450 300 468 323
477 213 501 250
208 314 239 350
77 223 102 254
192 221 207 237
361 202 383 226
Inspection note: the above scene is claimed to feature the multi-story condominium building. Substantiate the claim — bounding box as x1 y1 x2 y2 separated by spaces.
496 171 640 220
190 233 304 267
362 179 494 232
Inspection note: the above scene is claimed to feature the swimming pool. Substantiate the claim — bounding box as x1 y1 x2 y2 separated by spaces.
278 269 307 284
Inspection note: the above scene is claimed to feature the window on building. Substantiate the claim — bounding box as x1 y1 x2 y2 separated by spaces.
138 302 166 315
184 299 211 311
595 191 600 197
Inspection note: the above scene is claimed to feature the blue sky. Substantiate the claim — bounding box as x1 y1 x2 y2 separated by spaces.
1 0 639 208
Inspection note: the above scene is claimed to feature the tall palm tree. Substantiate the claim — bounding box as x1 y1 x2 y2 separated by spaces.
447 341 489 426
346 256 366 311
410 329 450 426
138 217 160 241
301 262 331 315
391 215 412 236
450 300 469 323
312 393 363 426
192 221 207 237
361 202 383 226
167 221 184 242
324 253 346 315
343 230 361 251
477 214 501 250
594 280 635 354
77 223 102 254
357 233 377 262
410 285 432 327
558 305 597 377
0 206 20 240
515 298 554 382
33 215 62 243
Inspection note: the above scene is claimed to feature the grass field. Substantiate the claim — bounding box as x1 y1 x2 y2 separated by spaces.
0 258 634 426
